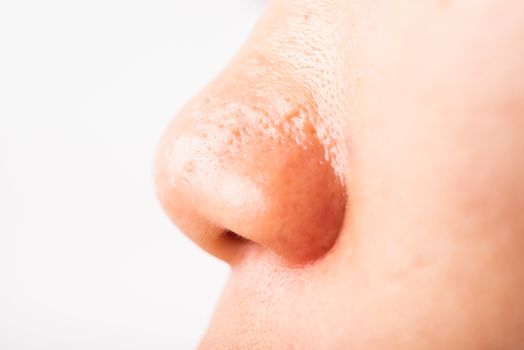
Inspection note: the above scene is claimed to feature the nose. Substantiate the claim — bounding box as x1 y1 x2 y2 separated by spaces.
154 67 347 265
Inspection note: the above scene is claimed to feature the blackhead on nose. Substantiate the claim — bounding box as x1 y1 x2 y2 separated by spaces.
154 72 347 265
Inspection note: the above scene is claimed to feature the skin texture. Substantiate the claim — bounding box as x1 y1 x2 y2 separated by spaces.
154 0 524 348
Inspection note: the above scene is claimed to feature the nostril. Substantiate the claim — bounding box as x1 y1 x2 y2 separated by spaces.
220 229 254 263
223 229 249 243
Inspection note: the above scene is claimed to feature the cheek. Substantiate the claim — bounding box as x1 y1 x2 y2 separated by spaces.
350 0 524 274
340 9 524 347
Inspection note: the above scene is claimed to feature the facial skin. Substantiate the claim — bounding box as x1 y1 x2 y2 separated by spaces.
154 1 524 348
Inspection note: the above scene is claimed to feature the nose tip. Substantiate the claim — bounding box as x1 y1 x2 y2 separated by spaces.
155 92 346 265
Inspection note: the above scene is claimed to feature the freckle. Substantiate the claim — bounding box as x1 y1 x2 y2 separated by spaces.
184 161 195 173
305 123 315 136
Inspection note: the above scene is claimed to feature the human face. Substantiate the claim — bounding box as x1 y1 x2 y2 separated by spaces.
154 1 524 348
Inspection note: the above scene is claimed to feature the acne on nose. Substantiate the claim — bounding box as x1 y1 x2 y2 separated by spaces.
155 88 347 265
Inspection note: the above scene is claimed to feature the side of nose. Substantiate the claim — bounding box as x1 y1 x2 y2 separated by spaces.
154 77 347 265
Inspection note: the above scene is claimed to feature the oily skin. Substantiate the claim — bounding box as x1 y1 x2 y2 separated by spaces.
155 0 524 349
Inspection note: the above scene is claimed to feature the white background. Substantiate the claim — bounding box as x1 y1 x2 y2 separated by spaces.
1 1 265 349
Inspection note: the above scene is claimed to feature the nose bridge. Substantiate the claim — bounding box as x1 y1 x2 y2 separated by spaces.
155 57 347 265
